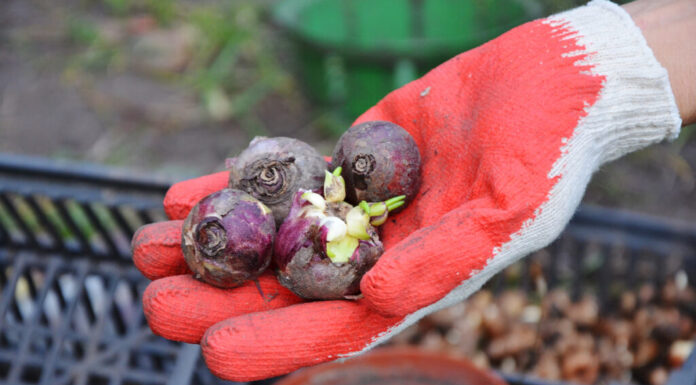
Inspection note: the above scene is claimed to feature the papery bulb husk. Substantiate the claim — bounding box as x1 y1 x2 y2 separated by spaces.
182 189 276 288
273 191 383 300
331 121 421 206
228 137 327 226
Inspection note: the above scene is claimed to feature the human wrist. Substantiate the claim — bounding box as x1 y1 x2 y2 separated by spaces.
623 0 696 125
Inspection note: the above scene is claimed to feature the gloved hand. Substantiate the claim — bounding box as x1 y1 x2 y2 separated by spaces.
132 0 681 381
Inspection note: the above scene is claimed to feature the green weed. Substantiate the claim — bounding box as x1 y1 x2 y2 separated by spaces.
186 2 292 125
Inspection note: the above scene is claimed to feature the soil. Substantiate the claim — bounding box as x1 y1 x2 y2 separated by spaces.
0 0 337 179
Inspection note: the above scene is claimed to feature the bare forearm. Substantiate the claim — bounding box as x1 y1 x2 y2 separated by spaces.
623 0 696 125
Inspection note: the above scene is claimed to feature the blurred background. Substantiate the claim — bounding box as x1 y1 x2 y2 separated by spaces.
1 0 693 222
1 1 695 385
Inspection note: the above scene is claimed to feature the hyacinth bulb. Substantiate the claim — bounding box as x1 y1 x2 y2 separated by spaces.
227 136 327 226
273 168 405 300
182 189 275 288
332 121 421 206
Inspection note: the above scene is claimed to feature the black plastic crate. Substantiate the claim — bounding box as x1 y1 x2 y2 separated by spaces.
0 155 238 385
0 153 694 385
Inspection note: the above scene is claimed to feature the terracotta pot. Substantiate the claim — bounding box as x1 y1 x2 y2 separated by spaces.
275 347 508 385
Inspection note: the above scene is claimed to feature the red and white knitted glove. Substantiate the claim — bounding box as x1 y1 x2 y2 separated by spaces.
132 0 681 381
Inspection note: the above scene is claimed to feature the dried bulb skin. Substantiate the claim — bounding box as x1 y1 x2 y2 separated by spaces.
332 121 421 205
182 189 275 288
228 137 327 226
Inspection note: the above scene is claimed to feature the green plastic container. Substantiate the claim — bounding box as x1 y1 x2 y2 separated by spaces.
273 0 541 119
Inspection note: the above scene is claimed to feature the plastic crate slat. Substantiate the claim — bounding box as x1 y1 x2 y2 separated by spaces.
6 258 61 384
17 259 63 379
655 251 668 287
137 210 155 227
110 301 128 336
0 340 174 377
70 274 156 382
71 275 124 385
553 234 573 287
111 283 148 385
0 253 8 288
63 328 159 385
0 194 25 246
82 363 170 385
0 349 98 385
109 343 133 384
104 278 128 336
37 261 90 385
80 278 100 327
23 269 40 301
24 195 66 252
597 244 613 311
22 266 52 328
0 254 28 328
0 194 40 249
129 338 180 375
627 249 640 289
79 202 121 259
0 214 9 245
50 274 69 311
54 200 95 257
166 344 200 385
109 206 137 242
7 297 23 326
0 321 181 357
571 242 587 300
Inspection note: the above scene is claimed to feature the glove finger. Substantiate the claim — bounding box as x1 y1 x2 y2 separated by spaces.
362 198 551 318
143 273 302 344
201 300 402 382
163 171 229 220
134 172 228 280
132 220 189 280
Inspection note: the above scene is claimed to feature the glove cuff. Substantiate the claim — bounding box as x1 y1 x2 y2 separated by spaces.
547 0 682 164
